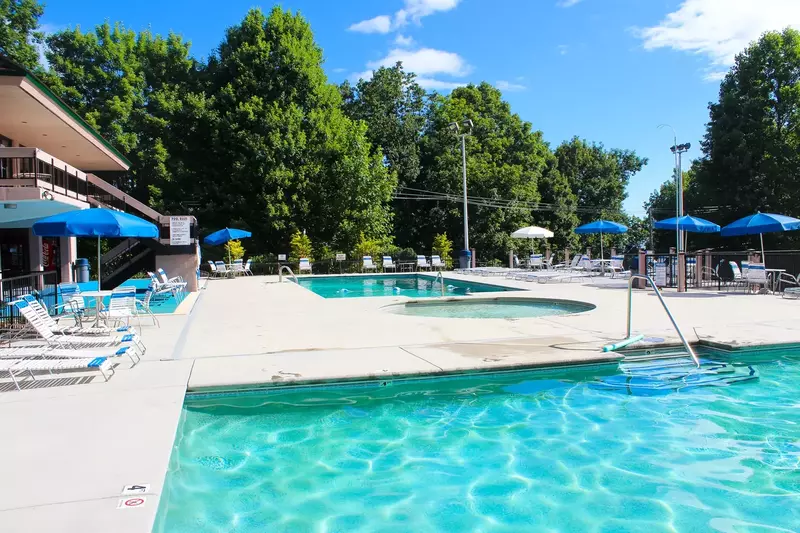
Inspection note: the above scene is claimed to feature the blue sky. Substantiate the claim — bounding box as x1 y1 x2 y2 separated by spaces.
40 0 799 216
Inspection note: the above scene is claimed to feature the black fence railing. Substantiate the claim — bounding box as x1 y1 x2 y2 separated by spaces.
0 271 59 333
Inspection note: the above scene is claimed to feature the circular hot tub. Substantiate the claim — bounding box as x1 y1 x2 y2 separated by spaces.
384 297 595 319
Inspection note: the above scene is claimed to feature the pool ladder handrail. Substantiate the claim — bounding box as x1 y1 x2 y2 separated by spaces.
278 265 298 284
627 274 700 368
435 271 445 297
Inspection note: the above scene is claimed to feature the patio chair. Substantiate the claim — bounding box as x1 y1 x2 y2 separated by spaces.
299 258 312 274
135 284 161 327
207 260 221 277
430 255 445 270
215 261 229 277
230 260 245 276
609 255 630 279
20 294 137 338
529 254 544 269
102 286 141 329
362 256 377 272
158 268 188 295
243 259 253 276
9 299 144 360
0 356 114 390
554 255 581 270
148 271 181 299
382 256 396 272
745 262 767 292
726 261 748 292
52 283 87 325
416 255 431 271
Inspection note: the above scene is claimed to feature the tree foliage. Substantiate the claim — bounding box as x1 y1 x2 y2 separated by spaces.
431 233 454 267
289 230 313 261
0 0 43 70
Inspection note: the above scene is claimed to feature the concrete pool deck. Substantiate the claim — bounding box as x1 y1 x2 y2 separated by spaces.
3 271 800 532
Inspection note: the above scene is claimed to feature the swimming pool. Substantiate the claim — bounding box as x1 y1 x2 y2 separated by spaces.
296 274 516 299
386 297 595 318
155 348 800 532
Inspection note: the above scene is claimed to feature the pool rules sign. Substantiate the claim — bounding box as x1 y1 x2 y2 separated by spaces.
170 216 192 246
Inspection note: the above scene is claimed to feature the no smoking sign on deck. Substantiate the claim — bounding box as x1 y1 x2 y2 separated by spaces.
117 497 147 509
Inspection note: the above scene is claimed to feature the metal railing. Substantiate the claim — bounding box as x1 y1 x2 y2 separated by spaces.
0 271 59 333
627 274 700 367
435 271 445 296
0 147 89 201
278 266 298 284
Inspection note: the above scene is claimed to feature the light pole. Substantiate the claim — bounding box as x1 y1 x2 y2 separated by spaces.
658 125 681 258
450 119 473 268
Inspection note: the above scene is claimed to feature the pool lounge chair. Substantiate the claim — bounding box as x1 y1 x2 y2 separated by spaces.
745 262 767 292
609 255 630 279
554 255 581 270
0 356 115 390
299 258 312 274
726 261 748 292
158 268 188 295
431 255 445 271
362 256 377 272
207 261 222 277
9 299 145 359
529 254 544 269
20 294 138 338
417 255 431 271
382 256 396 272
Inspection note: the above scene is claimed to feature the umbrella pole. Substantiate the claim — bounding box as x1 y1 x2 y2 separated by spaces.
600 232 604 276
760 233 765 266
97 236 101 290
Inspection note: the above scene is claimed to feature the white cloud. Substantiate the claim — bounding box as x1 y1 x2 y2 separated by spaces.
496 80 527 92
557 44 569 55
349 0 460 34
348 15 392 34
703 71 727 82
557 0 584 7
331 67 347 74
394 34 415 47
367 47 470 77
416 77 466 90
638 0 800 68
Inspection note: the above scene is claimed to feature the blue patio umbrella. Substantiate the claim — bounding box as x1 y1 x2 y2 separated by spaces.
204 227 252 264
32 208 159 288
574 220 628 273
720 212 800 262
654 215 720 233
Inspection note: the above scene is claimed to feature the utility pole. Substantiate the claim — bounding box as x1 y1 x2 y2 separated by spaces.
450 119 474 268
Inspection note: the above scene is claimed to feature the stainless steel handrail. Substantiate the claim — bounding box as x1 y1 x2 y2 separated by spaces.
435 271 445 297
628 274 700 367
278 265 298 284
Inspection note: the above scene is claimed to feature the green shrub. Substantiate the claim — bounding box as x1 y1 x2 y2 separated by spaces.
290 230 313 261
397 247 416 261
432 233 454 268
224 239 245 261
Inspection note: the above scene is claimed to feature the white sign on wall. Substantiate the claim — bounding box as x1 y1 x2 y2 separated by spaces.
278 254 287 261
169 216 192 245
336 253 346 261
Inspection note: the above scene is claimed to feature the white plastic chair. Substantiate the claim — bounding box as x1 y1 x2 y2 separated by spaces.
299 258 312 274
416 255 431 271
362 256 377 272
382 256 396 272
745 262 767 292
529 254 544 269
430 255 445 270
243 259 253 276
610 255 630 278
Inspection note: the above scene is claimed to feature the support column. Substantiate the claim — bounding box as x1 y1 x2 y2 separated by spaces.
156 250 200 292
678 253 686 292
59 237 77 283
637 249 647 289
28 231 43 272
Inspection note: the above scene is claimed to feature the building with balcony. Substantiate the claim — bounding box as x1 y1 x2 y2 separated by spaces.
0 53 198 291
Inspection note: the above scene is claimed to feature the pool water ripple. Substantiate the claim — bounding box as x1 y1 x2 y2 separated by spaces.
156 353 800 532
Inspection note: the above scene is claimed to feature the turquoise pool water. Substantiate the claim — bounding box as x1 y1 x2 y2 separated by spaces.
156 349 800 532
389 298 595 318
297 274 516 299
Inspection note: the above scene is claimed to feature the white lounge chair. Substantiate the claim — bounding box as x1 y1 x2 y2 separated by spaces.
207 260 221 277
362 256 377 272
0 355 115 390
215 261 229 277
529 254 544 269
53 283 88 324
20 295 137 338
102 286 141 329
745 262 767 292
382 256 396 272
9 299 145 359
417 255 431 271
609 255 630 278
727 261 748 292
157 268 188 296
243 259 253 276
299 258 312 274
554 255 581 270
430 255 445 270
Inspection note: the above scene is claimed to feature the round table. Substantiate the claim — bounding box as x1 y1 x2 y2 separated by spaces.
80 290 113 327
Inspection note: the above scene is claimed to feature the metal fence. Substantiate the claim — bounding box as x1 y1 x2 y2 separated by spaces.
0 271 59 333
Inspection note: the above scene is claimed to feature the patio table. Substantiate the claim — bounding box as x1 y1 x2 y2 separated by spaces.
80 290 113 327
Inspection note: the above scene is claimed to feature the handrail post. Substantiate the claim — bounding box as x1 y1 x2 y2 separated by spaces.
278 265 298 284
436 271 445 297
626 273 699 367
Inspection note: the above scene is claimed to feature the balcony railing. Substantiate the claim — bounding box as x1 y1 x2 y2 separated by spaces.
0 147 89 201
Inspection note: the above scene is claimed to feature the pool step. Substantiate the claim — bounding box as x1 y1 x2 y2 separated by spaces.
592 358 758 394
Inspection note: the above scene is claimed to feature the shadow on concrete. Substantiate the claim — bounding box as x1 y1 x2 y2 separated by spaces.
0 375 97 393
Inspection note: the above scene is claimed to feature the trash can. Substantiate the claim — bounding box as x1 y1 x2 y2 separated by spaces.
74 258 90 283
458 249 472 270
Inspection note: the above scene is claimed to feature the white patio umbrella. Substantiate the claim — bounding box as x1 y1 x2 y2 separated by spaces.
511 226 554 239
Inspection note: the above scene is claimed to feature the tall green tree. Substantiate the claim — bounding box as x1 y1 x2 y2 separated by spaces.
555 137 647 225
0 0 43 70
340 63 428 190
404 83 552 259
44 23 196 210
191 7 395 254
691 27 800 250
